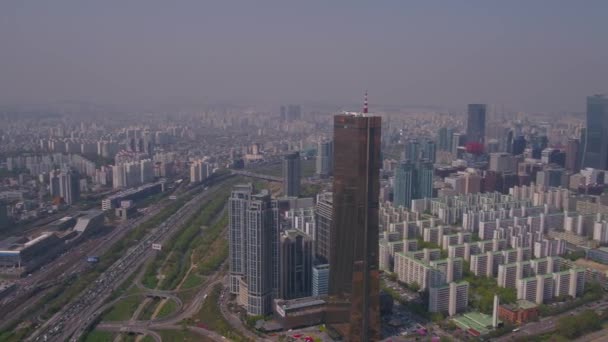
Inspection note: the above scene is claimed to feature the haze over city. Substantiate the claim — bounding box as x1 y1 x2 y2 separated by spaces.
1 2 608 342
1 1 607 112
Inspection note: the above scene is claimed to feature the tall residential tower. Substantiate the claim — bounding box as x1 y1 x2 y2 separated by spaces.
228 184 280 316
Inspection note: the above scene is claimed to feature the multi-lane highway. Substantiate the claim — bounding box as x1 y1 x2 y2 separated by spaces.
0 193 174 330
27 175 234 342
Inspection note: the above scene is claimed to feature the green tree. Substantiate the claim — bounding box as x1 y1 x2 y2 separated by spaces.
556 310 601 339
430 312 445 323
410 282 421 293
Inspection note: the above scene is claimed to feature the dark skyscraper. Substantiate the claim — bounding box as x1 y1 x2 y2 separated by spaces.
583 95 608 169
438 127 449 151
512 135 527 156
283 152 301 197
466 104 487 145
328 107 381 341
279 230 313 300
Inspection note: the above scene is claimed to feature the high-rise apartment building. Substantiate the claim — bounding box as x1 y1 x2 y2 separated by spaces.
140 159 155 184
416 160 435 200
280 104 302 122
405 139 420 162
565 138 580 172
466 104 487 145
438 127 454 152
189 159 210 183
279 230 313 300
228 184 280 316
489 153 516 173
316 140 333 178
451 132 462 156
312 264 330 296
111 159 155 189
583 95 608 169
498 261 532 289
393 161 414 208
429 281 469 316
58 169 80 205
314 192 332 263
283 152 301 197
405 140 435 163
49 170 61 198
328 111 381 341
422 140 437 163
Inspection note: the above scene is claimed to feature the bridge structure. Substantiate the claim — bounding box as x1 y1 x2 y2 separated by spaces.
231 170 283 183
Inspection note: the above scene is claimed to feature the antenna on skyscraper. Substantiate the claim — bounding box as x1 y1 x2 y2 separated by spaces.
363 91 368 114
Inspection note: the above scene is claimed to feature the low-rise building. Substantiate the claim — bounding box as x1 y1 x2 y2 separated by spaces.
273 297 326 330
587 247 608 265
497 300 539 325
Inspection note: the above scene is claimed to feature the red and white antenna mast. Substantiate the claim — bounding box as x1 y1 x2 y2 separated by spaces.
363 91 368 114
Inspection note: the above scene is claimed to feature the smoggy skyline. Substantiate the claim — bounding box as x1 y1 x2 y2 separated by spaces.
1 1 606 112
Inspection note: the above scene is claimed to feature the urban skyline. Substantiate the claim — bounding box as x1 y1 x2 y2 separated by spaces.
1 2 607 112
0 2 607 342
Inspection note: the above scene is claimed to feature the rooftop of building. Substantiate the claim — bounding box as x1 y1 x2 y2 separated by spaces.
104 180 165 200
275 296 326 311
452 311 497 336
0 232 55 252
79 209 104 219
501 299 538 311
281 229 311 240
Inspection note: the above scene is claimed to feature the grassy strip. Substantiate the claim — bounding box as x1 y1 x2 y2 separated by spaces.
137 297 161 321
186 284 248 341
141 335 156 342
0 324 35 342
158 329 214 342
180 272 205 289
141 251 164 289
156 299 178 319
198 239 228 276
102 295 143 321
193 214 229 276
143 185 233 291
82 330 115 342
176 287 199 304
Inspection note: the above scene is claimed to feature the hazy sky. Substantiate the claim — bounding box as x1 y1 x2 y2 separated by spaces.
1 1 606 112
